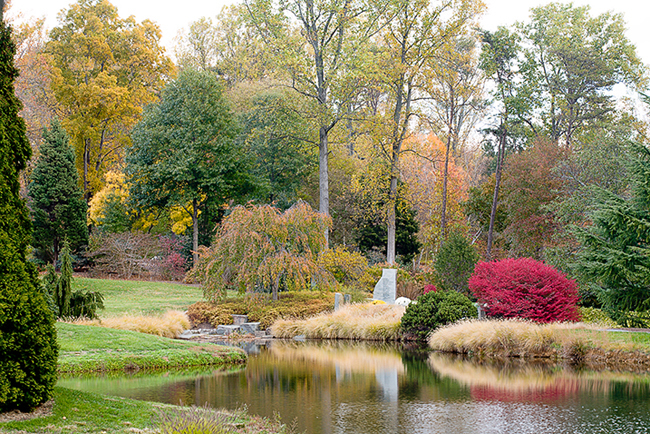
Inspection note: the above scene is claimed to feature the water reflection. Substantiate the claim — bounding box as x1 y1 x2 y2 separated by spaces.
59 341 650 434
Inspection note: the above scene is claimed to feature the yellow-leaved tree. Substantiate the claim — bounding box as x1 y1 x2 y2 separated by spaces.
46 0 174 200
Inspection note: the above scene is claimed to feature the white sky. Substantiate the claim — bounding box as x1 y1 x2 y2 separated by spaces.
9 0 650 66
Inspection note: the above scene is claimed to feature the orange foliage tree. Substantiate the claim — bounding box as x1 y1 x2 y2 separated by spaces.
401 134 469 262
189 202 331 301
501 138 565 258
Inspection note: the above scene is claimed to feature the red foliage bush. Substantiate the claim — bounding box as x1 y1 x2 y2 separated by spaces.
424 284 438 294
469 258 580 323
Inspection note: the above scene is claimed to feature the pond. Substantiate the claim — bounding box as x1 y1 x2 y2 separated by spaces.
58 340 650 434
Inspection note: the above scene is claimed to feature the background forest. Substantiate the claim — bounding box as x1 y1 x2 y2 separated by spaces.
7 0 650 324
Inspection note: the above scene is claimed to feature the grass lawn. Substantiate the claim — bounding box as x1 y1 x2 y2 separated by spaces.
606 329 650 350
0 387 288 433
72 277 204 317
56 322 246 373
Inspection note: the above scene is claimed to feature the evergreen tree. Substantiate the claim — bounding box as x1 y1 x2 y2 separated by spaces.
575 143 650 326
355 201 421 265
0 20 58 412
28 119 88 266
434 231 480 297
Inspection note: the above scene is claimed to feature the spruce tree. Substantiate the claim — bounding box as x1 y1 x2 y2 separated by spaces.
575 143 650 327
28 119 88 266
0 20 58 412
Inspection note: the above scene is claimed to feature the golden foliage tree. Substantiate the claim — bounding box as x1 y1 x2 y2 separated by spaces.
46 0 174 200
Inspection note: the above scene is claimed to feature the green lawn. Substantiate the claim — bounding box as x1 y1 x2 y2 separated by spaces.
72 277 204 316
56 322 246 373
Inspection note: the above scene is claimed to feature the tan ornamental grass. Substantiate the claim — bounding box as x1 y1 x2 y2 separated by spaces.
271 303 405 341
428 319 603 359
70 309 191 338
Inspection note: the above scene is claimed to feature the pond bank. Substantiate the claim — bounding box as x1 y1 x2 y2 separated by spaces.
0 387 288 433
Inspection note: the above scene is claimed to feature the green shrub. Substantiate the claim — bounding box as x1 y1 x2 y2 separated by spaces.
400 290 477 340
578 307 621 328
317 246 368 285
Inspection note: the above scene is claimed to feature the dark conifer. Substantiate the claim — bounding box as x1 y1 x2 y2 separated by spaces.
0 20 58 412
28 119 88 266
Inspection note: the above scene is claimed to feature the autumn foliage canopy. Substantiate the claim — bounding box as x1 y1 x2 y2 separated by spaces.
469 258 580 323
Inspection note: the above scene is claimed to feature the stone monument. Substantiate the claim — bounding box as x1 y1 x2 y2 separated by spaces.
373 268 397 304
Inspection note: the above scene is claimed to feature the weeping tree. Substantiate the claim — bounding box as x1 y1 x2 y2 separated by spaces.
189 202 331 301
0 19 58 412
43 242 104 319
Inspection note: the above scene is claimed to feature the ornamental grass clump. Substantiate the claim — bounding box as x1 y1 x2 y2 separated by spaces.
72 310 190 338
429 319 600 359
469 257 581 323
155 405 241 434
271 303 405 341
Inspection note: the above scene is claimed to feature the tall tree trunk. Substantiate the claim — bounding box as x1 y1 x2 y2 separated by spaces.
52 238 59 270
387 173 398 264
272 274 280 301
83 138 90 201
441 134 452 245
192 198 199 265
441 96 455 246
386 76 411 265
486 129 506 260
319 126 329 247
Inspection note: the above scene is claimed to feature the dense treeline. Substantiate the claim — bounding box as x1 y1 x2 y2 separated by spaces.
7 0 650 324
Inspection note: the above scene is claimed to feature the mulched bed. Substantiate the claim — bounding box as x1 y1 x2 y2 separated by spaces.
0 399 54 422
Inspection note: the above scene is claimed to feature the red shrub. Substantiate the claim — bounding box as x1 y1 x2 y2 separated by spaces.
423 284 438 294
469 258 580 323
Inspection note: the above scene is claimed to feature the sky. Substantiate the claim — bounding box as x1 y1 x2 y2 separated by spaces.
9 0 650 65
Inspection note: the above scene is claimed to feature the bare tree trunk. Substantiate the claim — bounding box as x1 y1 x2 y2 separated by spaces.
0 0 4 22
83 138 91 201
52 238 59 270
486 130 505 260
272 274 280 301
440 134 452 245
319 126 329 248
387 173 398 264
441 95 455 246
192 198 199 265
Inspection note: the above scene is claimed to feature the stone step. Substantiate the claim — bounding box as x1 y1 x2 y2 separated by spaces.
216 324 241 335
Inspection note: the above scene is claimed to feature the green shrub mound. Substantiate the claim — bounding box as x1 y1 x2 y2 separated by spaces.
0 20 58 412
400 290 477 340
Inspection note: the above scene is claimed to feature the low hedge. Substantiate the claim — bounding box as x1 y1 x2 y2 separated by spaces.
187 291 336 330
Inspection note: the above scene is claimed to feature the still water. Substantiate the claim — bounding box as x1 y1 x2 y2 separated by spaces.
58 340 650 434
